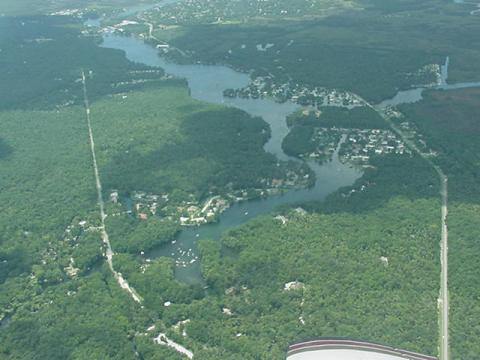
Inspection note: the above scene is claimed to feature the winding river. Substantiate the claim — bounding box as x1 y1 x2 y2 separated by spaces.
91 1 480 283
99 34 361 283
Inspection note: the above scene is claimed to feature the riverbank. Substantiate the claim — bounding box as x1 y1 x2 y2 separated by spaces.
96 31 362 283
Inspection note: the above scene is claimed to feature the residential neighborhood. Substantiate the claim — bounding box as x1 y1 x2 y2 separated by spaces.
107 167 312 227
224 75 364 108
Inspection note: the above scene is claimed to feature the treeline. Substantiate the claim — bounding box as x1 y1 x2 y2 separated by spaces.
106 215 179 254
282 125 316 157
287 107 388 129
96 89 304 202
400 89 480 203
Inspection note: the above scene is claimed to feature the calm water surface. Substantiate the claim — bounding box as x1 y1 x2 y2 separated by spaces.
379 56 480 108
100 34 362 283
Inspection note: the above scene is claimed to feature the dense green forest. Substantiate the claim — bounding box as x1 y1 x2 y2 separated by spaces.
449 203 480 360
400 89 480 203
105 215 180 254
0 107 95 283
0 102 152 359
282 125 316 157
0 16 165 110
143 0 480 102
2 1 480 359
0 14 309 359
188 197 441 358
91 86 307 202
0 24 172 353
115 255 204 315
0 15 197 359
0 271 153 360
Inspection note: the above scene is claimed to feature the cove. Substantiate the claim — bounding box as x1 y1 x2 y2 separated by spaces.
378 57 480 108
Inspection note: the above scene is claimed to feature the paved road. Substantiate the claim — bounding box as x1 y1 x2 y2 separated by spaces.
439 175 449 360
363 101 449 360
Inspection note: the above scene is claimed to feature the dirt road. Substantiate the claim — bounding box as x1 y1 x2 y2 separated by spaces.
81 70 143 303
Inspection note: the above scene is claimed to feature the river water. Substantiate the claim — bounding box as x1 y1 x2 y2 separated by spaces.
93 3 480 283
99 34 361 283
379 56 480 108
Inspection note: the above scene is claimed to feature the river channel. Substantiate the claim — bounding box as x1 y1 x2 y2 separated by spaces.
99 33 362 283
91 2 480 284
